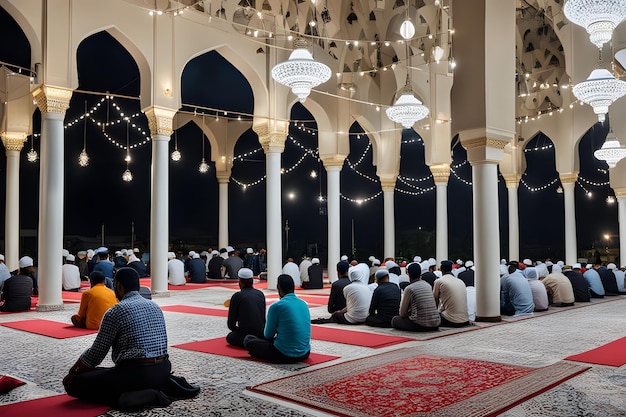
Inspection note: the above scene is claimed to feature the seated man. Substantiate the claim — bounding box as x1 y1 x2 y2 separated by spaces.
281 258 300 286
392 263 440 332
501 262 535 316
330 263 372 324
244 275 310 363
327 261 351 314
207 250 224 279
583 264 605 298
303 258 323 289
226 268 266 348
433 260 470 327
562 264 591 302
63 268 182 410
0 256 34 312
365 269 401 328
167 252 185 286
71 271 118 329
523 267 549 312
62 254 82 291
540 265 575 307
598 263 620 295
187 253 206 283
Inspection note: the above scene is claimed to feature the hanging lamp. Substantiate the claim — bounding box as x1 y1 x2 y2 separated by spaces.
199 114 209 173
171 116 181 161
563 0 626 48
593 130 626 168
271 37 331 102
572 67 626 122
78 100 90 167
122 119 133 182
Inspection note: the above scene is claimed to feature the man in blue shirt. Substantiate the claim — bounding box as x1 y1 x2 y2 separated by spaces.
501 261 535 316
583 263 605 298
244 274 311 363
63 268 190 411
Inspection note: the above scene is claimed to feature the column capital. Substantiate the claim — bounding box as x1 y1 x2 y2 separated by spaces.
502 174 521 188
614 189 626 198
380 178 397 190
559 172 579 184
216 175 230 184
463 136 509 150
1 132 27 151
144 106 176 137
430 163 450 183
32 85 72 114
322 156 345 169
253 119 289 153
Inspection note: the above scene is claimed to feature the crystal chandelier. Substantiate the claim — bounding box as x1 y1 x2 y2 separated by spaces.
593 130 626 168
26 147 38 162
271 37 331 102
572 68 626 122
122 119 132 182
386 75 430 128
563 0 626 48
171 119 181 161
78 101 89 167
199 158 209 173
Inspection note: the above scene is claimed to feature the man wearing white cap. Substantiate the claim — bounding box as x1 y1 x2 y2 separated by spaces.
458 260 475 287
304 258 324 289
365 269 401 328
62 254 82 291
562 264 591 302
597 263 620 295
299 256 312 286
227 268 266 348
322 263 371 325
244 248 260 276
368 259 381 284
0 254 11 292
583 263 605 298
188 252 206 283
167 252 185 286
0 256 34 312
93 247 114 282
421 259 437 287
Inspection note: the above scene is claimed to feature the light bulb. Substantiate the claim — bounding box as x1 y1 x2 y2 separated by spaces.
400 18 415 40
171 149 181 161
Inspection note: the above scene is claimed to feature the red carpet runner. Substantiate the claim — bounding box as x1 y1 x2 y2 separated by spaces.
0 394 109 417
564 335 626 366
172 337 339 366
0 319 97 339
249 348 589 416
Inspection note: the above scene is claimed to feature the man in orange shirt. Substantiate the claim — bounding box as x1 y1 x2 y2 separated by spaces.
71 271 118 329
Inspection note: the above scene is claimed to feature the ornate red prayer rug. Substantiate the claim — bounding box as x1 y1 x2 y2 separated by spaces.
248 347 589 417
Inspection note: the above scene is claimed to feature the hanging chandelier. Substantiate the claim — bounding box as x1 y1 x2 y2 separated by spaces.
572 68 626 122
386 75 429 128
593 130 626 168
122 119 132 182
271 37 331 102
26 146 38 163
198 113 209 173
563 0 626 48
171 116 181 161
122 168 133 182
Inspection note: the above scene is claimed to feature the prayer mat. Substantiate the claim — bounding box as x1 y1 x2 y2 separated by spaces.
0 394 109 417
172 337 339 366
266 296 323 307
0 319 97 339
61 291 84 302
310 325 414 348
0 375 26 394
564 335 626 366
248 348 589 417
168 283 220 290
160 304 229 317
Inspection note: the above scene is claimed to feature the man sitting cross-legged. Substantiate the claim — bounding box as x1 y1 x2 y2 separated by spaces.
365 269 401 328
226 268 266 348
71 270 118 329
391 263 440 332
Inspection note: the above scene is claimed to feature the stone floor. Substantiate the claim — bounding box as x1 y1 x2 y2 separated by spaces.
1 283 626 416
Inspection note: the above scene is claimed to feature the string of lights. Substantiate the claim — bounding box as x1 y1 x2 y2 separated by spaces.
345 158 379 183
577 176 610 187
349 141 372 167
397 174 433 184
395 185 436 195
340 191 383 204
449 166 472 185
519 176 559 192
523 143 554 153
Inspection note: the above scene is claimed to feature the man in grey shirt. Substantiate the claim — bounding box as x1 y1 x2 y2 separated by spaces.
222 247 243 279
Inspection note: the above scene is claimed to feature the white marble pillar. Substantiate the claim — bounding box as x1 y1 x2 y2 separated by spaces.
145 107 176 295
266 150 282 290
561 173 578 265
33 86 72 311
504 175 520 261
218 178 229 250
382 180 396 260
2 133 26 271
431 165 450 262
325 163 342 282
472 159 503 320
618 193 626 266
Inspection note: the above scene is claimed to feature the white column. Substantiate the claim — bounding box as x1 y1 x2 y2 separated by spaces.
325 164 341 282
218 179 229 249
266 150 282 290
561 174 578 265
145 106 176 295
37 112 66 310
472 161 502 320
505 176 520 262
2 134 26 271
435 183 448 262
618 194 626 266
150 134 169 293
382 180 396 259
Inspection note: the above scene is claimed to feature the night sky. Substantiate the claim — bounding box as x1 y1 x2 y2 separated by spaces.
0 8 619 264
